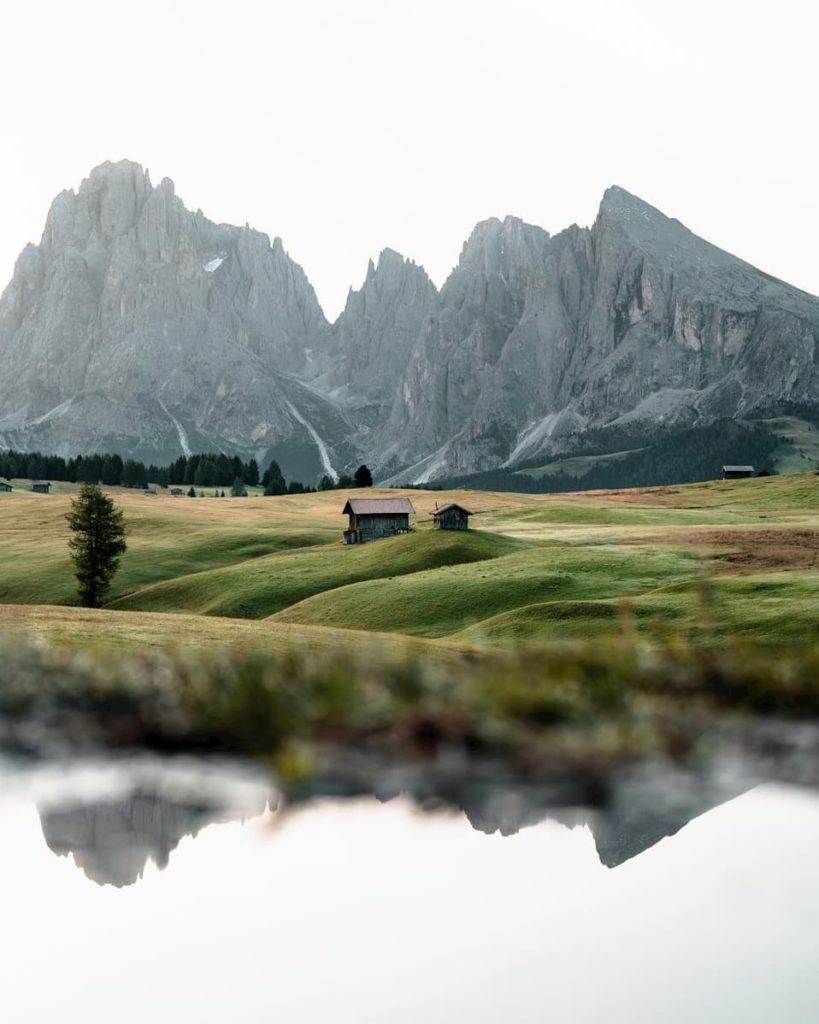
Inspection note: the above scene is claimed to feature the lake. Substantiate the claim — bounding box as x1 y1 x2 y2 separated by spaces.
1 755 818 1023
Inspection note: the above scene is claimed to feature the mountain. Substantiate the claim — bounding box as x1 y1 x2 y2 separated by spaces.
2 163 818 484
314 248 438 434
0 161 353 480
334 189 819 482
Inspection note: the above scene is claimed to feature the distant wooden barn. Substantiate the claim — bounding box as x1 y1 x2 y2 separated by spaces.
342 497 415 544
0 480 12 493
32 481 51 494
722 465 754 480
170 487 184 497
433 502 472 530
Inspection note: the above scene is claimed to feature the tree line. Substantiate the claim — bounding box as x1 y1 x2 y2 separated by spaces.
0 448 374 495
443 419 784 494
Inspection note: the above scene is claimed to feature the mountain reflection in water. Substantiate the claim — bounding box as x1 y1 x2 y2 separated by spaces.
40 790 268 887
26 756 754 885
3 757 819 1024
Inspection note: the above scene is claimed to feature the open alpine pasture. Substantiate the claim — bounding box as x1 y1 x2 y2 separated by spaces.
0 472 817 656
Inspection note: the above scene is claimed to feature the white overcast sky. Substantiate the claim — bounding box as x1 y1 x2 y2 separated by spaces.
1 0 817 320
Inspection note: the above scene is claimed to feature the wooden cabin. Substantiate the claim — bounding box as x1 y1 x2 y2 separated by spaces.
342 497 415 543
722 465 754 480
433 502 472 530
0 480 12 493
170 487 184 497
32 481 51 494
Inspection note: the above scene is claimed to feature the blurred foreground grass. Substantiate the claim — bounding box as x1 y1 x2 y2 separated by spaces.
3 632 818 782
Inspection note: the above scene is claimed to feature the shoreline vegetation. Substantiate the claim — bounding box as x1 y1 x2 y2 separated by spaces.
2 636 819 790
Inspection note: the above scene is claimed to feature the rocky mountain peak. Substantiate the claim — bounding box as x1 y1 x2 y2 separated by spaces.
451 215 551 281
2 168 818 488
599 183 658 214
316 248 438 418
0 160 350 479
350 247 435 306
595 183 723 269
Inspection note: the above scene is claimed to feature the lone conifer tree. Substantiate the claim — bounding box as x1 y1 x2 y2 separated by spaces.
354 464 373 488
66 484 127 608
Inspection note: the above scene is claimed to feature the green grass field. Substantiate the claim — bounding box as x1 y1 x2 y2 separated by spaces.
765 416 819 474
513 448 645 480
110 529 517 618
0 474 817 654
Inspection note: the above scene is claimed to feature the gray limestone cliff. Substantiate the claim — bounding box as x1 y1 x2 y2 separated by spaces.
338 189 819 482
2 166 817 482
0 161 351 480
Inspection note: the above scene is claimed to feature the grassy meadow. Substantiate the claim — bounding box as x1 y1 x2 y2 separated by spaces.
0 472 817 655
1 471 817 771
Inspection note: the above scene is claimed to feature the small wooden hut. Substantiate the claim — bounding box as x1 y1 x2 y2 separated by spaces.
0 480 12 493
722 465 754 480
32 481 51 494
342 497 415 544
433 502 472 531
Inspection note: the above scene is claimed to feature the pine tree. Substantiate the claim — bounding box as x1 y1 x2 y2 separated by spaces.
101 454 123 485
263 460 287 496
216 453 233 486
354 464 373 487
66 485 127 608
172 456 187 486
231 476 248 497
245 458 260 487
185 456 200 486
77 455 102 484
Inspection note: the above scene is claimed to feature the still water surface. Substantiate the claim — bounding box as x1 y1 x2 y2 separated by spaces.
1 756 818 1023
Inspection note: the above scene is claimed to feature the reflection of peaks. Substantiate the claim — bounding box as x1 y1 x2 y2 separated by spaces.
40 789 269 888
460 772 752 867
589 772 752 868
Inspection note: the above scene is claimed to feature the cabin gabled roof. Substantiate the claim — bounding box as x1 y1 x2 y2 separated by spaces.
342 497 416 516
434 503 473 516
722 465 754 472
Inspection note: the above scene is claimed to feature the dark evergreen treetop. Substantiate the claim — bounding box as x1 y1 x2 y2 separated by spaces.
354 464 373 488
66 484 127 608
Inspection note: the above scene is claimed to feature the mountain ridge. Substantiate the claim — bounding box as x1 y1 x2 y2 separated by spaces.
1 160 817 484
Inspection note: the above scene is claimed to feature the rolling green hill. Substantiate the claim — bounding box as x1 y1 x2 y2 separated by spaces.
0 475 816 653
452 571 819 647
110 529 519 619
271 544 700 637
